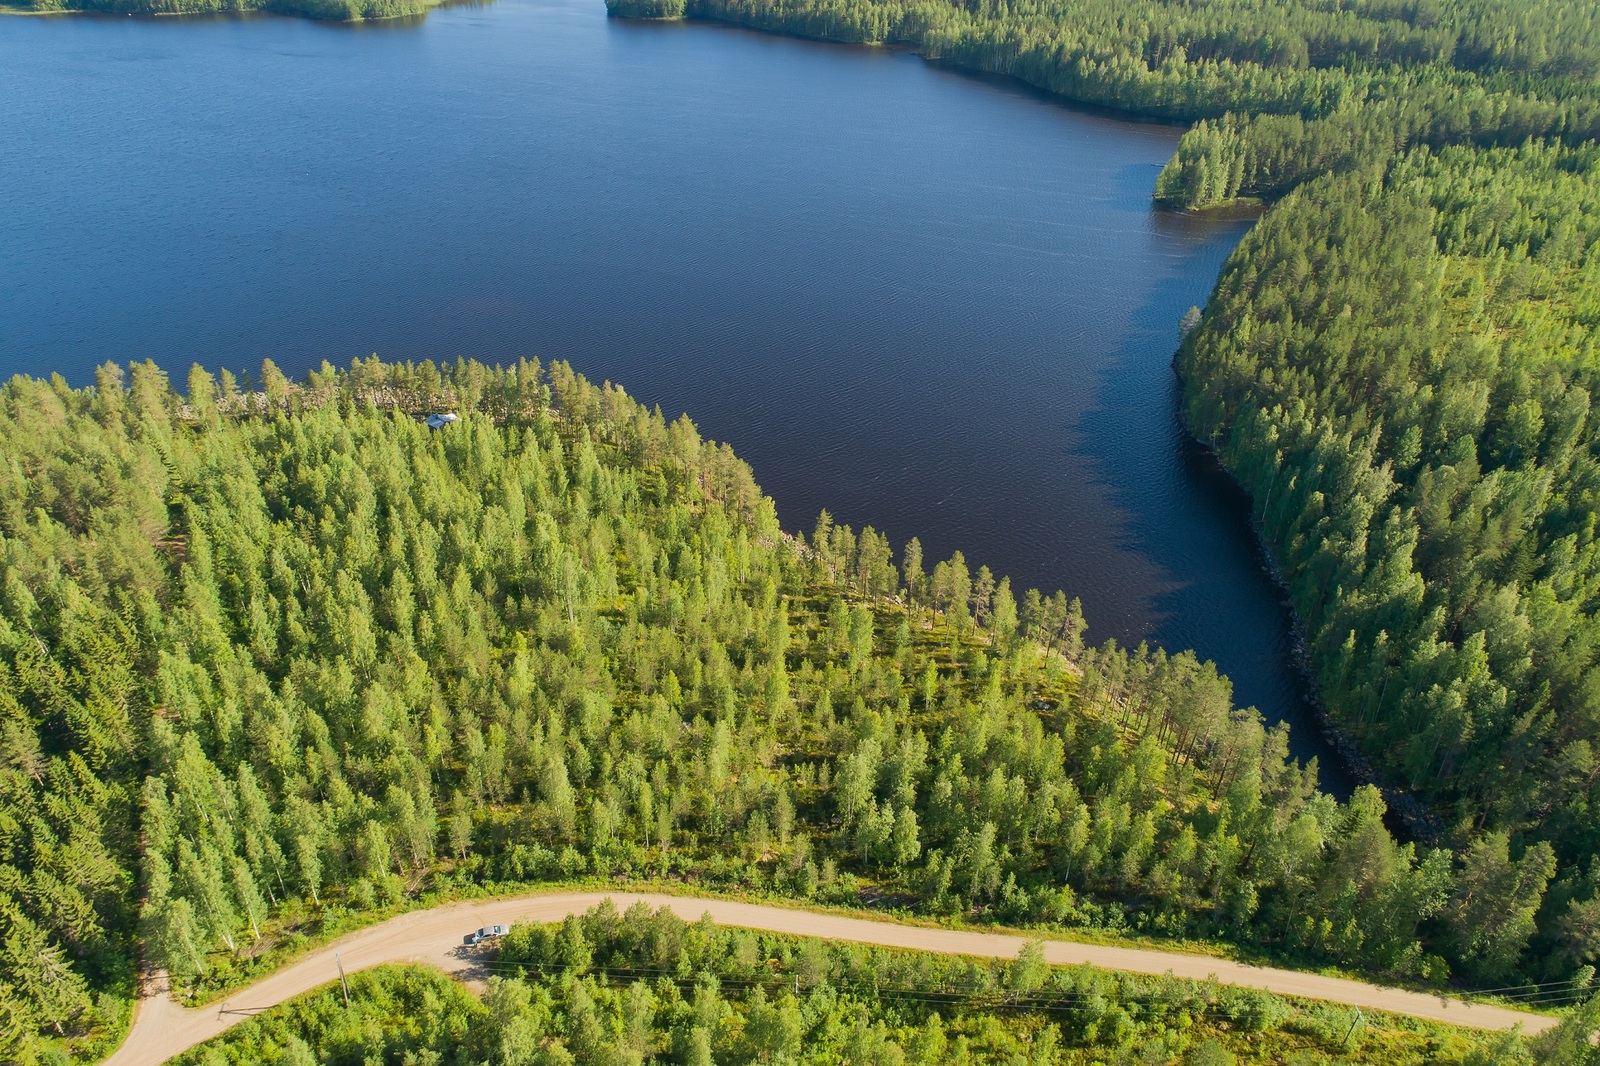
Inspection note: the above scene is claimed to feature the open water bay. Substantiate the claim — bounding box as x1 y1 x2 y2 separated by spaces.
0 0 1350 785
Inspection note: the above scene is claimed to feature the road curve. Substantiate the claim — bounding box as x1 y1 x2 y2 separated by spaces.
104 890 1556 1065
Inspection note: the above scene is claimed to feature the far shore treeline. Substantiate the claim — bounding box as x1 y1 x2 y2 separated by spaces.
606 0 1600 213
3 356 1597 1063
12 0 440 22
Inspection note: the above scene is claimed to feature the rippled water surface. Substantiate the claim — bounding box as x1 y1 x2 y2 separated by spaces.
0 0 1348 786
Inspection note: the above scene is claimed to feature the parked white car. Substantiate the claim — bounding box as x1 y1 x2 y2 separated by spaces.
463 924 508 945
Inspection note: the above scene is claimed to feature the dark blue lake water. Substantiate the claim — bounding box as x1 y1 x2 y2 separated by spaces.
0 0 1347 787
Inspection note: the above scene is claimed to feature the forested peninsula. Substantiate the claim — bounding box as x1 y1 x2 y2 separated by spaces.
600 0 1600 1013
4 357 1592 1065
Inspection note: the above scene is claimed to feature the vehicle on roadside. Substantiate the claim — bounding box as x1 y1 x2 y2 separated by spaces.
463 924 509 945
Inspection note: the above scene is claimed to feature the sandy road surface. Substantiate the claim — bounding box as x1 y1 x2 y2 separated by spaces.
104 890 1556 1065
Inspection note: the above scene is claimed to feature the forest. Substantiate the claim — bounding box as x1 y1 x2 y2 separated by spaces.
1177 141 1600 921
168 903 1597 1066
1 358 1596 1063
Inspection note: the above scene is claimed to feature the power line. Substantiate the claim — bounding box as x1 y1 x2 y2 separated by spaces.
1467 975 1593 995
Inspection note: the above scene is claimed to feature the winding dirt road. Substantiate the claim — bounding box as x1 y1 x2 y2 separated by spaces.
104 890 1555 1065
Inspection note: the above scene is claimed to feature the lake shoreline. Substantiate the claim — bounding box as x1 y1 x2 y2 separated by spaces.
4 0 1310 825
1173 365 1444 840
620 2 1442 825
619 4 1388 814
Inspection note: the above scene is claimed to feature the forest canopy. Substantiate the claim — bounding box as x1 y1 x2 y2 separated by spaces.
2 357 1596 1064
1178 140 1600 938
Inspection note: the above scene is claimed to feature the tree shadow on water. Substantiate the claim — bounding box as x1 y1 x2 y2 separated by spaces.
1069 206 1356 796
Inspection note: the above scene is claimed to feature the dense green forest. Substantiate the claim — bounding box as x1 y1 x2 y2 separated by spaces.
6 358 1591 1063
1178 141 1600 928
13 0 438 24
173 904 1583 1065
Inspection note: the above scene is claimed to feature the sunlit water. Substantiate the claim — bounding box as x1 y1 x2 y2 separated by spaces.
0 0 1349 789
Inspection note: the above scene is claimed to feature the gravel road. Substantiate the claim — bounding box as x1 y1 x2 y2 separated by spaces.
103 890 1557 1065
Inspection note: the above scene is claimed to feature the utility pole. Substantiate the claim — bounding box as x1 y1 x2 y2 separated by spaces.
336 951 350 1008
1343 1008 1364 1047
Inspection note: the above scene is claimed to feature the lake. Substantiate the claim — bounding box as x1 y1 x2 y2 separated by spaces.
0 0 1347 788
